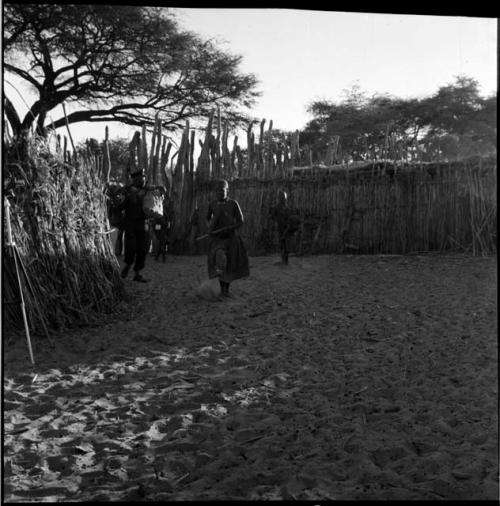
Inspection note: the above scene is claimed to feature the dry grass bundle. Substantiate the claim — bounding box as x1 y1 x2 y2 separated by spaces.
4 135 126 336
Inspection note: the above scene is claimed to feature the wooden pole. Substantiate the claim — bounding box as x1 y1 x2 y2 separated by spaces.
189 130 195 177
215 107 222 179
161 138 173 193
154 119 163 187
170 123 189 251
63 136 68 163
267 119 273 178
291 130 300 167
246 122 254 178
103 125 111 182
250 132 256 176
61 102 76 153
222 119 230 179
4 198 35 365
236 144 244 178
140 124 148 172
198 110 214 180
149 114 159 185
257 118 265 177
231 135 238 177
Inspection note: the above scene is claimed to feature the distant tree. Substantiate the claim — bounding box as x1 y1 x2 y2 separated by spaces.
419 76 497 159
300 77 496 162
3 4 260 138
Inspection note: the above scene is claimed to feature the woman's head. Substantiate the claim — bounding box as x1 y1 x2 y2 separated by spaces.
215 179 229 201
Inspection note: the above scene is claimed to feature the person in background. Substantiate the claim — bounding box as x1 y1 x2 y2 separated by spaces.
152 190 170 262
206 179 249 297
114 226 125 257
270 189 299 266
116 168 149 282
105 181 126 256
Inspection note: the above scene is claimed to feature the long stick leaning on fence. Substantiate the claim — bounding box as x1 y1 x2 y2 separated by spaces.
4 198 36 365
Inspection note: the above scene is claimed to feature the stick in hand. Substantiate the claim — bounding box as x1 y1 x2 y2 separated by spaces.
195 225 235 241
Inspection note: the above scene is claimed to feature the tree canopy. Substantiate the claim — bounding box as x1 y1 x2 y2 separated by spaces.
3 3 260 137
299 76 497 161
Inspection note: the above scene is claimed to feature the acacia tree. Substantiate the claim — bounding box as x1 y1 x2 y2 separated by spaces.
420 76 497 158
299 77 496 161
3 3 260 138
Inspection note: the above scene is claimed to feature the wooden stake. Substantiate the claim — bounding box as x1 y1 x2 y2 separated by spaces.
149 114 159 185
103 125 111 183
267 119 273 178
246 121 254 178
154 117 163 186
140 124 148 172
4 198 35 365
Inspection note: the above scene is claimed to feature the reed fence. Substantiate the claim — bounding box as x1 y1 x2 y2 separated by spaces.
187 158 497 256
78 111 497 258
3 135 126 336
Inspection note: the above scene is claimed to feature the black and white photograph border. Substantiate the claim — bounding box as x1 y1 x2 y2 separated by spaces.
2 3 498 502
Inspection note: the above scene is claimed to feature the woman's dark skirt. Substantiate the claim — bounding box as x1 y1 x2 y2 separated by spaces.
207 233 249 283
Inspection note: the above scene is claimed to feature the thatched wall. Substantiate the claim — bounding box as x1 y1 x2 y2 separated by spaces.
3 137 126 336
188 158 496 256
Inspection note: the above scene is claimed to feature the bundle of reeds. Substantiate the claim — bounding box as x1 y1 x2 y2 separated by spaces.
3 135 126 336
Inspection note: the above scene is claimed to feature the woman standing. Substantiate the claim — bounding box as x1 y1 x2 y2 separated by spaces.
206 179 249 297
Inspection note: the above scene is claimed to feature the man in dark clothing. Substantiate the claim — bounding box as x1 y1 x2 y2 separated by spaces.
116 169 149 282
270 189 299 265
206 179 249 297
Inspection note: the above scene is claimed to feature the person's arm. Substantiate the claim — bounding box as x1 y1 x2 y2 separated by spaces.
232 200 244 230
206 203 214 232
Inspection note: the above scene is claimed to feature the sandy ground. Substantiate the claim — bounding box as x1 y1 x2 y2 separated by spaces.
3 252 499 501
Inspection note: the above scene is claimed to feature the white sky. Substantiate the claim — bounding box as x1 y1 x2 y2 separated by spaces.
174 9 497 131
4 8 497 145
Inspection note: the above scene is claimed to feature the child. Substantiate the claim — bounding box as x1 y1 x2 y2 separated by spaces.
270 189 300 265
152 197 170 262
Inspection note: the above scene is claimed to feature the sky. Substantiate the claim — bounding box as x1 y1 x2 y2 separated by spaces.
4 8 497 145
173 9 497 131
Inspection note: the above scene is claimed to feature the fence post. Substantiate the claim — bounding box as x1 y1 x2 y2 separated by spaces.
198 110 214 180
257 119 265 177
139 124 148 172
102 126 111 182
160 136 172 193
246 121 255 178
222 119 230 179
267 119 274 178
291 130 300 167
231 135 238 177
154 117 163 187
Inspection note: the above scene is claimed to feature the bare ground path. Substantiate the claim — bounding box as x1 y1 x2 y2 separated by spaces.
3 253 498 501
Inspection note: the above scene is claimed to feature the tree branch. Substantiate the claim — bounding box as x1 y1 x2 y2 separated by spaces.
4 64 43 90
3 93 22 134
